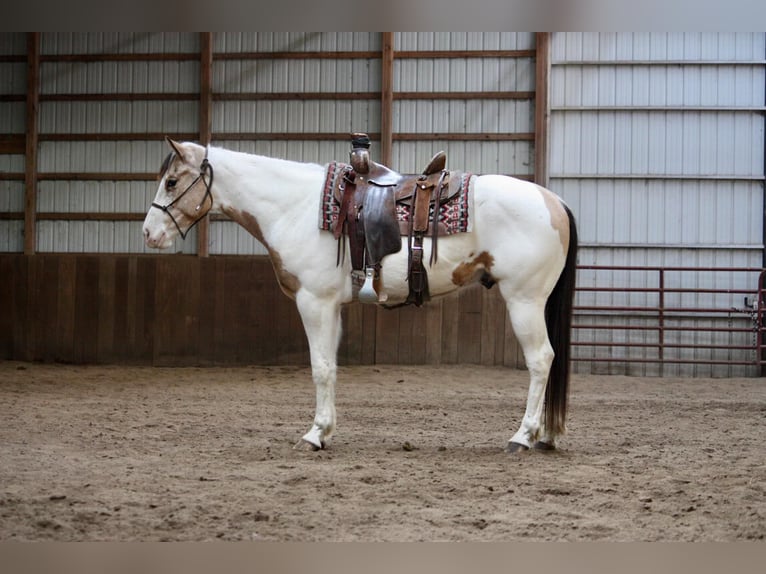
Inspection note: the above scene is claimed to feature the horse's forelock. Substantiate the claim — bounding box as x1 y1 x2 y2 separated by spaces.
158 152 176 179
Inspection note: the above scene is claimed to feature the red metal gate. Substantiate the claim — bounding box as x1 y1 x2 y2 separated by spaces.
572 266 766 376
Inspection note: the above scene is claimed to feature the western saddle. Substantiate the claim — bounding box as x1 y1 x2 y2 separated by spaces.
333 133 465 307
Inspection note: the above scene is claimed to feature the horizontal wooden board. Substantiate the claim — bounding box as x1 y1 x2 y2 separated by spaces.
0 253 520 367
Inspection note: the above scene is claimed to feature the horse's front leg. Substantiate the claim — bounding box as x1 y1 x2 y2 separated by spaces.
294 288 343 450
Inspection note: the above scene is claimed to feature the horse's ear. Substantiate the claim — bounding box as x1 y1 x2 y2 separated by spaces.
165 137 203 166
165 137 186 160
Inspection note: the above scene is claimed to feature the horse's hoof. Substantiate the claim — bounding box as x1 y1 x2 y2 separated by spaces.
506 441 530 454
533 441 556 451
293 438 323 451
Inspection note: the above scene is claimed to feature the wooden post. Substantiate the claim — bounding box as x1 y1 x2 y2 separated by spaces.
534 32 551 188
24 32 40 255
197 32 213 257
380 32 394 167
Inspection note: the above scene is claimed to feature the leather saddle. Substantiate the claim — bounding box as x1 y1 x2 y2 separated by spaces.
333 133 464 307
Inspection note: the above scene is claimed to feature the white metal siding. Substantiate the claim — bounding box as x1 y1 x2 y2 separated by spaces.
391 32 535 177
214 32 381 53
395 32 535 51
30 33 200 254
40 33 199 54
209 32 379 255
0 34 26 252
550 32 766 377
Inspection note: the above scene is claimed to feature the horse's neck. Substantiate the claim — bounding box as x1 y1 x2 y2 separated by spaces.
212 148 324 245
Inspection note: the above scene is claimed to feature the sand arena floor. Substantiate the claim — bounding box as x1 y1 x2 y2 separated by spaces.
0 362 764 541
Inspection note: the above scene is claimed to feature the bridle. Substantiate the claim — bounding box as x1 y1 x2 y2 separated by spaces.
150 147 214 240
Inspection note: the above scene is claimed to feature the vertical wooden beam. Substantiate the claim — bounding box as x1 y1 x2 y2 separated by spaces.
534 32 551 188
380 32 394 167
24 33 40 255
197 32 213 257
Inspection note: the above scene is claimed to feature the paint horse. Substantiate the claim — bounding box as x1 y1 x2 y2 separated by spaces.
142 138 578 453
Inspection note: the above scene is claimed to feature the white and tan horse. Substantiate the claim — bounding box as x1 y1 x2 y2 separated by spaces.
143 139 578 453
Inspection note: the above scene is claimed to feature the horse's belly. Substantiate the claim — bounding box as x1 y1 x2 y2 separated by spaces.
377 234 478 304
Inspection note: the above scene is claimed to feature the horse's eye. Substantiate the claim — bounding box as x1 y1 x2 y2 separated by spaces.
166 178 178 190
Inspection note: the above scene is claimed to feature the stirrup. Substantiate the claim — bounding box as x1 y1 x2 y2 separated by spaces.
358 267 378 304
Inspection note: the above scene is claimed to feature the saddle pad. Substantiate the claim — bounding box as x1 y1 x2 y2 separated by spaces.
319 162 475 236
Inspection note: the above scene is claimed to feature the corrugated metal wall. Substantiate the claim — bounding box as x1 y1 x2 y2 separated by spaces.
2 32 533 256
0 33 26 253
392 32 535 176
35 32 200 254
550 32 766 376
209 32 381 255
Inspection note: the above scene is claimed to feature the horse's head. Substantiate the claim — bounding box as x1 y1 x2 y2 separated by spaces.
143 138 214 249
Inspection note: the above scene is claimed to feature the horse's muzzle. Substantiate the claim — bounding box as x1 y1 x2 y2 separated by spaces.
143 224 168 249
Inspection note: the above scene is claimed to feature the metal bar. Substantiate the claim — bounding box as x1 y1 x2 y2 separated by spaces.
572 357 766 366
554 60 766 66
573 342 757 351
760 270 766 376
575 306 760 314
577 265 763 272
575 286 757 294
658 269 665 363
573 324 755 333
552 174 763 181
578 243 764 251
552 106 766 112
572 264 766 371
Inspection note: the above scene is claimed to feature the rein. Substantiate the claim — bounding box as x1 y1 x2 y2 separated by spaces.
150 147 214 239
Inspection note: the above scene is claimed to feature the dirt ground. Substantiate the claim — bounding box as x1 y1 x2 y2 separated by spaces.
0 361 764 542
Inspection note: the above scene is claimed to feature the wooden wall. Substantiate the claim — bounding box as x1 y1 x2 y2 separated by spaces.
0 253 524 368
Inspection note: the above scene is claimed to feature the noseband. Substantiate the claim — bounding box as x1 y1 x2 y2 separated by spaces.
150 148 214 240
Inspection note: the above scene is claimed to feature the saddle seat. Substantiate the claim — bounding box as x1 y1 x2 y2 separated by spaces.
333 153 462 217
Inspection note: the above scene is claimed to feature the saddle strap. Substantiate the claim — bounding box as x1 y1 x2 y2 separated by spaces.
406 234 429 307
429 171 447 266
333 169 367 270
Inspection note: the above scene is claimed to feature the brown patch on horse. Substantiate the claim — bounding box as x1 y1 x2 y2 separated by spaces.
452 251 495 286
536 185 570 252
230 209 301 299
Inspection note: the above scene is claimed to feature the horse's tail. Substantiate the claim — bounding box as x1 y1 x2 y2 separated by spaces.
544 203 578 437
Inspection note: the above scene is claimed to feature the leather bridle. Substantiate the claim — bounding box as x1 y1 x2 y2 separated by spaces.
150 147 214 239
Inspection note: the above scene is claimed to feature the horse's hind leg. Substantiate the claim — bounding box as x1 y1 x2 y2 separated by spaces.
504 296 555 452
293 289 343 450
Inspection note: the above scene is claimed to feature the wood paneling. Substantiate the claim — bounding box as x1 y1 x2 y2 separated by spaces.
1 253 523 367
